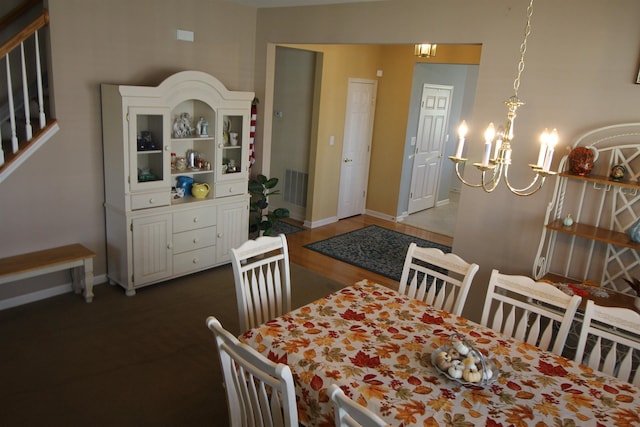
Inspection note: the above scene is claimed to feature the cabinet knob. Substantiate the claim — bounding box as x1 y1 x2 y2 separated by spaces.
192 258 199 264
193 237 199 243
193 217 199 223
165 145 170 151
229 187 233 192
167 242 173 249
217 232 223 238
149 198 154 204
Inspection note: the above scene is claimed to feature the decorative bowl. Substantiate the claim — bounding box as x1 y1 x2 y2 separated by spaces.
431 333 499 386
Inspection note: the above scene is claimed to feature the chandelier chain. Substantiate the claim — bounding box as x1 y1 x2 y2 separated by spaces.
513 0 534 96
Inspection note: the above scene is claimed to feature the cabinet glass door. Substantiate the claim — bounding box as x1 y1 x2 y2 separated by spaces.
129 107 170 192
216 110 249 182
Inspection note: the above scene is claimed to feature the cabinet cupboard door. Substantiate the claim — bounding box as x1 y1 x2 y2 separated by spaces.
129 107 171 193
216 200 249 264
132 214 173 285
216 110 250 183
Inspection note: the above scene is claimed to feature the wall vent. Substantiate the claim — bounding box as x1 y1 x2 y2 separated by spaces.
283 169 308 207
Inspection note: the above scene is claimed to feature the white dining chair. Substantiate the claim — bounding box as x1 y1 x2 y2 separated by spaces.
328 384 388 427
206 316 298 427
573 300 640 386
480 269 582 356
398 244 479 316
230 234 291 332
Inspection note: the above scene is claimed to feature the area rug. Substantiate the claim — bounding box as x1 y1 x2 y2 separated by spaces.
271 220 304 235
304 225 451 281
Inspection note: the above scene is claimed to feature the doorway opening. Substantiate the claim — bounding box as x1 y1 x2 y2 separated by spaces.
398 62 479 238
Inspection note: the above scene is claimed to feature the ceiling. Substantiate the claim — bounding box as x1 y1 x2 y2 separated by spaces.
226 0 388 8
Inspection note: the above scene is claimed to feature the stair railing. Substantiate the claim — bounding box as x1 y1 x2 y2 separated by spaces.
1 9 48 160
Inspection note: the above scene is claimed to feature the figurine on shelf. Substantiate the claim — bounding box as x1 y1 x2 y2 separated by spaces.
197 117 208 137
223 117 230 144
173 112 194 138
563 214 574 227
610 164 627 181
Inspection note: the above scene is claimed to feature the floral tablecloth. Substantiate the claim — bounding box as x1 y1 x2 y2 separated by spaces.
241 280 640 427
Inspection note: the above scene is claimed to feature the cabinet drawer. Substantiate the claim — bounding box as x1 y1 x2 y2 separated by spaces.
173 226 216 254
214 181 246 198
131 191 170 210
173 206 216 233
173 246 216 276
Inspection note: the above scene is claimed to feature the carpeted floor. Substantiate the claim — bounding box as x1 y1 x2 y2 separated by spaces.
0 263 345 426
305 225 451 281
270 220 304 235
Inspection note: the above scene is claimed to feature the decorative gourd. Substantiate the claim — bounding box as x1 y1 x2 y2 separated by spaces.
463 364 482 383
448 362 464 379
452 340 469 356
435 351 452 370
447 348 461 360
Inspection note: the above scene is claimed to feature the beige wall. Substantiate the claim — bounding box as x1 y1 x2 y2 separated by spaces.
268 43 480 222
0 0 257 300
253 0 640 321
2 0 640 321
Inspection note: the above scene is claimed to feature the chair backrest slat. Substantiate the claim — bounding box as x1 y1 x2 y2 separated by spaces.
231 234 292 332
207 316 298 427
481 269 582 356
574 300 640 386
398 244 479 316
328 384 388 427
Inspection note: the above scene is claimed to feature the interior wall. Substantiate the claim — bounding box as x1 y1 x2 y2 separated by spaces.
253 0 640 322
0 0 257 301
270 46 315 220
270 43 383 224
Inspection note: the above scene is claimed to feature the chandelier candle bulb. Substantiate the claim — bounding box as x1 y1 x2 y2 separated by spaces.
456 121 468 158
482 123 496 166
543 129 559 172
493 129 504 159
537 129 549 168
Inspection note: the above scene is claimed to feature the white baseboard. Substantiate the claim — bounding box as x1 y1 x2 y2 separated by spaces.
0 274 108 311
436 198 450 207
303 216 338 229
365 209 396 222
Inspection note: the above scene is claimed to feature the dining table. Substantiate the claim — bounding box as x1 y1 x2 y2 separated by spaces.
240 279 640 427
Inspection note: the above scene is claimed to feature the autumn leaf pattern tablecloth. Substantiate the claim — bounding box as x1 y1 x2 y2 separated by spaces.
240 280 640 427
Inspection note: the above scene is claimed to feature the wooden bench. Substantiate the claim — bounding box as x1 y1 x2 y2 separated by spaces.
0 244 96 303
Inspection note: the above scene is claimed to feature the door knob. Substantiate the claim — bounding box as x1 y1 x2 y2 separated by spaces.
344 158 352 163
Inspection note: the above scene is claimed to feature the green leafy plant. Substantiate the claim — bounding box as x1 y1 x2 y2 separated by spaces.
248 174 290 236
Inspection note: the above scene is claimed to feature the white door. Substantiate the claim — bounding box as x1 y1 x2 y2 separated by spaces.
408 84 452 214
337 78 377 219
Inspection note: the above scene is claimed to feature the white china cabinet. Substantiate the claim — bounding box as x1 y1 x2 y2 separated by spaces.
101 71 252 295
533 123 640 296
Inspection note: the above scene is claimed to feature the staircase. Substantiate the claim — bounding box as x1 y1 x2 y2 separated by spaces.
0 2 58 184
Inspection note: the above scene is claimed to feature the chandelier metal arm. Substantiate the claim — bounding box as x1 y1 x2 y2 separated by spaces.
503 165 547 196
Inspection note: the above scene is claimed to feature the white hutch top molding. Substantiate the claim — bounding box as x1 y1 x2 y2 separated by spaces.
533 123 640 296
101 71 254 295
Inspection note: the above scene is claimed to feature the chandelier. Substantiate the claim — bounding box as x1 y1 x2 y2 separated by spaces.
449 0 557 196
414 43 437 58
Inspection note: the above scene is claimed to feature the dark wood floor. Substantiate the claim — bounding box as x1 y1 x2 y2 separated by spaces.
282 214 453 291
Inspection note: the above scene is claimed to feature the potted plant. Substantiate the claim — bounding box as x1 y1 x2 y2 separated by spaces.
249 174 290 237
